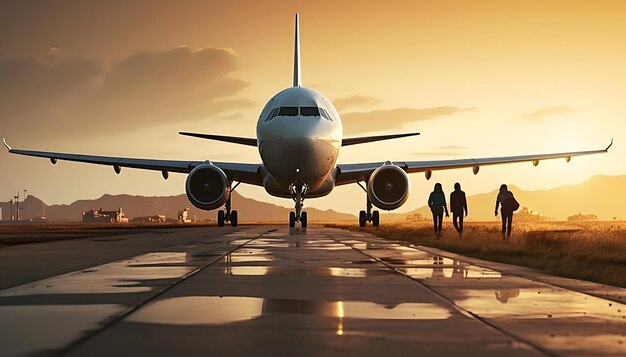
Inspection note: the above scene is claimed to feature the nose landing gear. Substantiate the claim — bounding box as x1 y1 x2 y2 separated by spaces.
289 183 308 227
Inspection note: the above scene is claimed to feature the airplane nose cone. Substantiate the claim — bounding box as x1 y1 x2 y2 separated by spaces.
282 120 317 155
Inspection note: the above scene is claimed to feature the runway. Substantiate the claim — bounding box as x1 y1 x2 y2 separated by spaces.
1 226 624 356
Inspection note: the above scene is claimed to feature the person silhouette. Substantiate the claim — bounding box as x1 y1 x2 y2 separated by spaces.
494 184 517 240
450 182 468 237
428 183 449 238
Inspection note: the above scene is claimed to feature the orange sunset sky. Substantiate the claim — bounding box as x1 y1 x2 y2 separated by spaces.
0 0 624 215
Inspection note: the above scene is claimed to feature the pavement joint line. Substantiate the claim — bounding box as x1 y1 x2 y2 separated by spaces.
355 231 626 306
411 244 626 306
325 231 555 357
326 226 626 308
57 228 274 357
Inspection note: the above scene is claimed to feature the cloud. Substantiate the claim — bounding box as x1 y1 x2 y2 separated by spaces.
0 47 252 140
333 95 381 111
342 106 472 135
523 106 573 121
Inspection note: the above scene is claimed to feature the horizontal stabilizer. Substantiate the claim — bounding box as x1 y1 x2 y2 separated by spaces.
179 132 257 147
342 132 420 146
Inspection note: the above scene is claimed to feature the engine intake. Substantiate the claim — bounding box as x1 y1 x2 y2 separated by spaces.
367 164 410 210
185 164 230 210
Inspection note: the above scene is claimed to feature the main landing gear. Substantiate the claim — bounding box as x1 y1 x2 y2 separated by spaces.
218 182 239 227
289 183 308 228
357 182 379 227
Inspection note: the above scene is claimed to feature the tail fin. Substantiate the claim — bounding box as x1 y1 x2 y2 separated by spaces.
293 13 301 87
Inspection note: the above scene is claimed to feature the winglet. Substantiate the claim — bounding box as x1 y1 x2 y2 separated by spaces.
606 138 613 151
293 13 301 87
2 138 11 151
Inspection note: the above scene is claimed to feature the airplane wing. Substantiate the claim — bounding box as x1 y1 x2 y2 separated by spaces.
2 139 263 186
342 133 420 146
179 132 258 146
334 140 613 185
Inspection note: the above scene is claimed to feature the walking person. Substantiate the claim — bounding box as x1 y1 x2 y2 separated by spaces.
450 182 468 237
428 183 449 238
494 184 519 240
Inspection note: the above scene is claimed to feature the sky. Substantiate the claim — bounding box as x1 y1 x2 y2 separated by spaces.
0 0 624 217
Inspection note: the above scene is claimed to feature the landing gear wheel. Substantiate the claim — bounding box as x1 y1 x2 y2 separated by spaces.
230 210 238 227
289 183 308 228
217 210 225 227
372 210 380 227
301 211 308 227
289 211 296 228
359 210 367 227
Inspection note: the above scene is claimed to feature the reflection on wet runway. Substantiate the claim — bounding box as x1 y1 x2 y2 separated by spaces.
127 296 452 326
0 252 193 296
0 252 196 356
1 226 625 357
330 228 626 355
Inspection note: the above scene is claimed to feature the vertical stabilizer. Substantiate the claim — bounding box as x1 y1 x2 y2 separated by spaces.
293 13 301 87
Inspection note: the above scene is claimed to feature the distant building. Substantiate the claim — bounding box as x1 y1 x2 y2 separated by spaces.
132 215 167 223
178 208 192 223
82 208 129 223
150 215 167 223
567 213 598 221
406 213 425 221
514 207 547 221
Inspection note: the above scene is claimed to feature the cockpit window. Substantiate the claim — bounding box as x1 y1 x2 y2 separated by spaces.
319 108 333 121
264 108 279 122
266 106 333 121
278 107 299 116
300 107 320 116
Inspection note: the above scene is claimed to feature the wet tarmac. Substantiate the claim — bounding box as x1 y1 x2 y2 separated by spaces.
0 226 624 356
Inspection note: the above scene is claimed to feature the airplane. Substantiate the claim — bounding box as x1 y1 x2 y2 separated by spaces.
3 14 612 228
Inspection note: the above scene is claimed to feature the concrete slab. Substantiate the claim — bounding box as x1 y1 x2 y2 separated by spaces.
0 226 624 356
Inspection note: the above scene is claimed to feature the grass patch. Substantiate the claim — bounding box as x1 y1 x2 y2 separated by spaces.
327 221 626 288
0 222 213 247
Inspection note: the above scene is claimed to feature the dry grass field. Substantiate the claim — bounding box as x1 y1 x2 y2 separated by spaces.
0 222 212 246
327 221 626 288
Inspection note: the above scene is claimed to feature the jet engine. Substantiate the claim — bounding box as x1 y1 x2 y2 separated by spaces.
185 164 230 210
367 164 410 210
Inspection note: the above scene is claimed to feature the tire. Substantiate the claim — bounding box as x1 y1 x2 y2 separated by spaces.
230 210 238 227
217 210 225 227
372 210 380 227
301 211 308 227
289 211 296 227
359 210 366 227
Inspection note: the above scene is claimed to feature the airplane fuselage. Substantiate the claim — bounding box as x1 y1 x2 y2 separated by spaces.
256 87 342 198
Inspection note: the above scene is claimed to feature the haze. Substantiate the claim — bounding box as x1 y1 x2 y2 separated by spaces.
0 0 623 215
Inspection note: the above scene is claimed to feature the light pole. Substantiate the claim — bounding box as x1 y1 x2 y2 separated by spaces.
14 193 19 221
23 189 27 221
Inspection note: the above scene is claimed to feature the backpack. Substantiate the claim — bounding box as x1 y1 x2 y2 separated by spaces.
504 196 520 212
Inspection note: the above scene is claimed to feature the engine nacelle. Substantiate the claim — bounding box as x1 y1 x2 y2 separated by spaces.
185 164 230 210
367 164 410 210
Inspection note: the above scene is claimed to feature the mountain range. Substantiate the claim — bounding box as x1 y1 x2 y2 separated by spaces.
0 191 356 222
1 175 623 222
384 175 626 221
